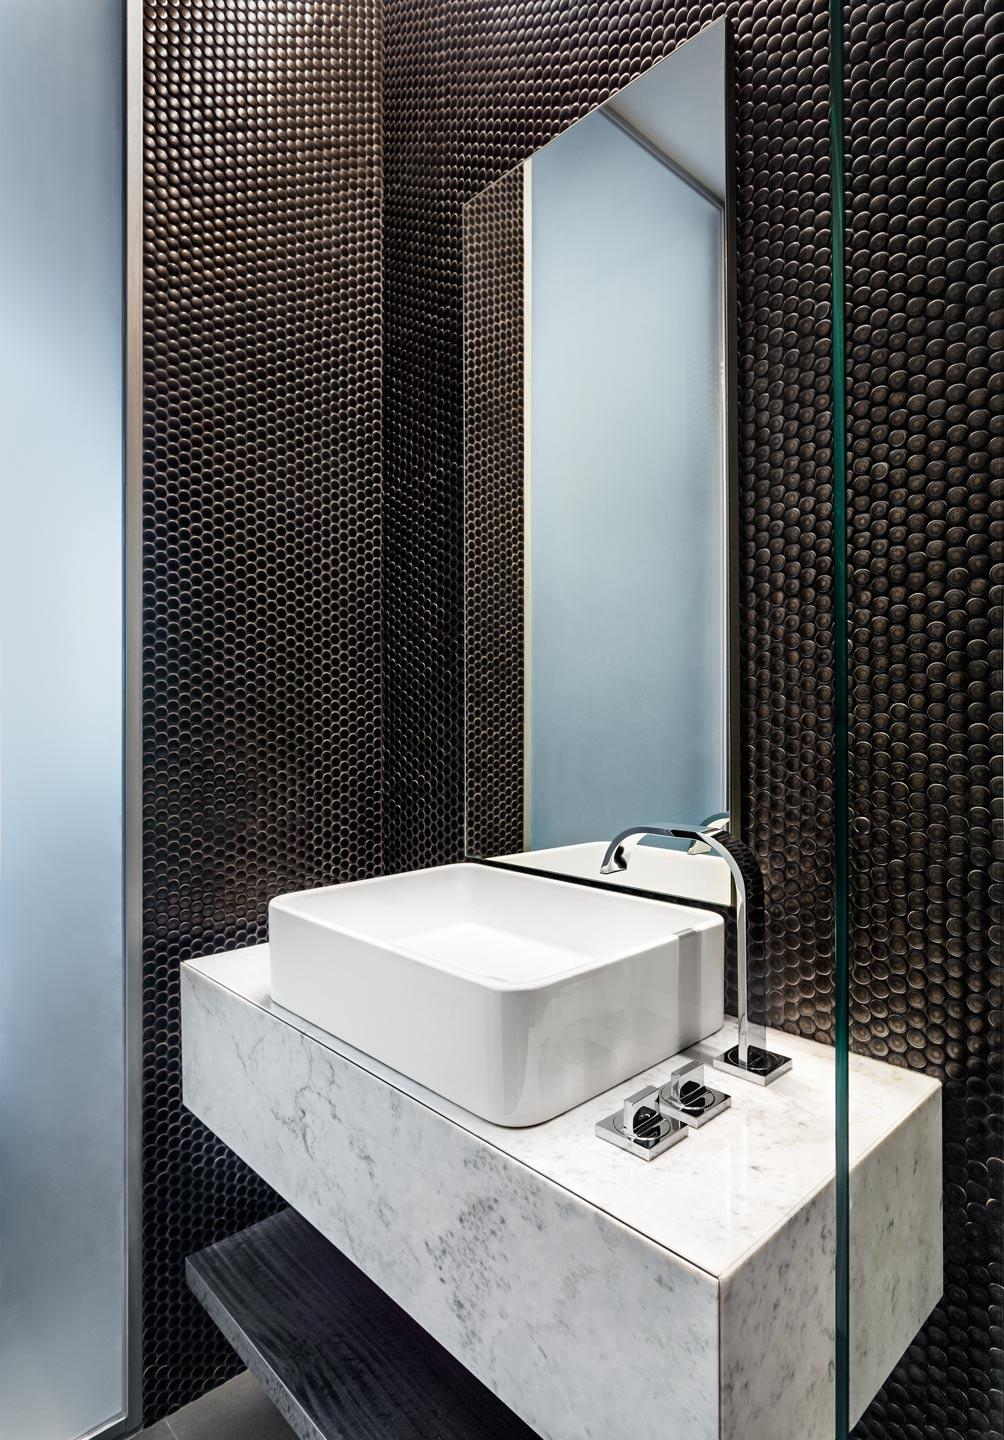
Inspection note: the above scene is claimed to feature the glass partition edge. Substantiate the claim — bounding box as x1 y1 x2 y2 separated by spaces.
829 1 851 1436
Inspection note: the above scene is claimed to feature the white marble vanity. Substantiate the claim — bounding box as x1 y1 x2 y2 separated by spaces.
182 946 941 1440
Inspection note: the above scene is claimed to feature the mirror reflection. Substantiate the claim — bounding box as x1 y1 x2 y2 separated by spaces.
464 19 736 866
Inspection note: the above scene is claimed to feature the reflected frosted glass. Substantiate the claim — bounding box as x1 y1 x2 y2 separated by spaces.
0 2 127 1437
529 109 726 848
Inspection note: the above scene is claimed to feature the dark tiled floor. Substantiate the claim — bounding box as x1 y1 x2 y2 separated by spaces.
139 1372 296 1440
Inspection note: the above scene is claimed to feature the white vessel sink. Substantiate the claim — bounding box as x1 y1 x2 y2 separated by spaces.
269 863 723 1126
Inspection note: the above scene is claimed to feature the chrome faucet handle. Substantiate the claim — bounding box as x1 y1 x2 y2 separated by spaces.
621 1086 664 1140
664 1058 703 1098
596 1059 734 1160
595 1085 688 1161
657 1060 732 1129
661 1058 703 1101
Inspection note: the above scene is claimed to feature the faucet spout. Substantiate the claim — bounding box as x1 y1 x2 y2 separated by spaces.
599 817 792 1087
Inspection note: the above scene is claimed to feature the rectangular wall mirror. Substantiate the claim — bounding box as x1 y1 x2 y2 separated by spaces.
464 18 738 872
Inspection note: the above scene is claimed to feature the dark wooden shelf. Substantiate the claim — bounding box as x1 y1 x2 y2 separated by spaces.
186 1207 541 1440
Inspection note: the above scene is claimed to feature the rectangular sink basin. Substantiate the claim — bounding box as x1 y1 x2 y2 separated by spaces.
269 863 723 1126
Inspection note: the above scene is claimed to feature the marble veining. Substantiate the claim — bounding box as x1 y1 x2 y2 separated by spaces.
183 955 719 1440
182 945 942 1440
718 1092 942 1438
847 1093 943 1422
189 946 939 1278
719 1183 836 1440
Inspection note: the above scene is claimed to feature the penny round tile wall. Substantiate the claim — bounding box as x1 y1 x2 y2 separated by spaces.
842 2 1002 1437
463 170 526 861
142 0 382 1421
383 2 999 1438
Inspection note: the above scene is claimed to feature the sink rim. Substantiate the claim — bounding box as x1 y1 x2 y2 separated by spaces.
269 861 723 994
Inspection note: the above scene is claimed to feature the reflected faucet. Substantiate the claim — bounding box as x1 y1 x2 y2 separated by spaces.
600 815 792 1086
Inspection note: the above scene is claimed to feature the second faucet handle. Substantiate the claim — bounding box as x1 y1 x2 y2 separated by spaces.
658 1060 732 1128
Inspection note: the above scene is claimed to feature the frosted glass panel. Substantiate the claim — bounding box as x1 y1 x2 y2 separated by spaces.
0 2 127 1437
529 110 725 848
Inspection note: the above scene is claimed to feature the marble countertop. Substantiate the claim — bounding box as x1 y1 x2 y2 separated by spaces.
184 945 942 1439
188 945 938 1280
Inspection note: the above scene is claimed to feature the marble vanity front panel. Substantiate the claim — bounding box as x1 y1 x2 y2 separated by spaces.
718 1091 942 1440
182 956 719 1440
182 946 942 1440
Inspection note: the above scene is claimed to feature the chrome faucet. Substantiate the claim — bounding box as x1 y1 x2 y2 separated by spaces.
600 815 792 1088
